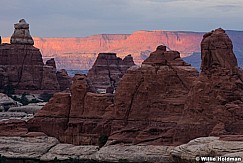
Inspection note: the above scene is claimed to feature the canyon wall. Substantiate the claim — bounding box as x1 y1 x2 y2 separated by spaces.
3 30 243 70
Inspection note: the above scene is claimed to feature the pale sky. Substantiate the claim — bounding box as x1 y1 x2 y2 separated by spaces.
1 0 243 37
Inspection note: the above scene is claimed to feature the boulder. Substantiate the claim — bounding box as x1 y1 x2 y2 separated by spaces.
10 19 34 45
0 93 18 111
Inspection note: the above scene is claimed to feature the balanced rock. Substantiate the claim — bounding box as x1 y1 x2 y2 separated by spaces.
10 19 34 45
87 53 135 93
0 19 60 91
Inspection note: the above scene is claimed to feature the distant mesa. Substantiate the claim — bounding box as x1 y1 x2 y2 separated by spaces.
10 19 34 45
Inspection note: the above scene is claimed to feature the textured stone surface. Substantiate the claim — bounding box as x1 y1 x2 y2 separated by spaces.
41 144 99 161
27 93 71 140
109 45 198 145
171 137 243 163
87 53 135 92
95 144 174 163
10 19 34 45
1 136 243 163
0 136 59 159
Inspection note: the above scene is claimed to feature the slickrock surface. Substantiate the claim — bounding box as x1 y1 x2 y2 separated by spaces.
87 53 135 92
95 144 174 163
0 136 59 159
171 136 243 163
0 136 243 163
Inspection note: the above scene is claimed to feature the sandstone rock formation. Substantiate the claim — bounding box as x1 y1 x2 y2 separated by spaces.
109 45 198 145
28 74 114 145
56 69 72 91
45 58 56 69
171 29 243 145
201 28 238 71
28 46 198 146
0 20 61 91
10 19 34 45
87 53 135 93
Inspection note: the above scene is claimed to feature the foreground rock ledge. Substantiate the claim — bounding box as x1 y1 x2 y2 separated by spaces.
1 136 243 163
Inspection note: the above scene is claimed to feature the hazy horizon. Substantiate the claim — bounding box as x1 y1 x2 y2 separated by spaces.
1 0 243 37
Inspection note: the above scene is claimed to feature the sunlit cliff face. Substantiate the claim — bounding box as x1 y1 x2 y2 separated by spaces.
2 30 243 70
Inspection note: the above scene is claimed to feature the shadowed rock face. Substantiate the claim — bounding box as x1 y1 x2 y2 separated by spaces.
87 53 135 93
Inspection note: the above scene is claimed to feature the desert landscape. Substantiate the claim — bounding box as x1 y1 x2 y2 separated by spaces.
0 17 242 163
